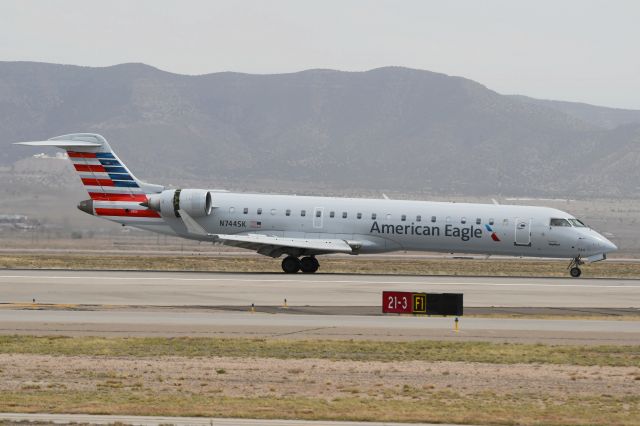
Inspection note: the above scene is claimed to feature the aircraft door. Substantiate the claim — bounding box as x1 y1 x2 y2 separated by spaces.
313 207 324 229
514 218 531 246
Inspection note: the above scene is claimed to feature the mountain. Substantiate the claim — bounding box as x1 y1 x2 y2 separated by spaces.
1 61 639 197
510 95 640 130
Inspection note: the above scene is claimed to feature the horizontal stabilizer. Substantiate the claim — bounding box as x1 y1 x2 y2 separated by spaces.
14 140 102 148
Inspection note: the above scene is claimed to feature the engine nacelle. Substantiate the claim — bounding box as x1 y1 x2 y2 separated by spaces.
147 189 212 218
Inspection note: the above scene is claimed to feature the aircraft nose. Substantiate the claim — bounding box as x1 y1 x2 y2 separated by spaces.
602 238 618 253
592 232 617 254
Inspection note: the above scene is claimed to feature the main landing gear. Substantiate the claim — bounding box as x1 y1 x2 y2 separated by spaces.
281 255 319 273
568 257 583 278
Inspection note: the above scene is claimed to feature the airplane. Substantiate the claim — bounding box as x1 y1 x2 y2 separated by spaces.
16 133 618 277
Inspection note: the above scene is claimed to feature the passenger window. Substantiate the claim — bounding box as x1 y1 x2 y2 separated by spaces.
257 208 262 215
416 215 421 222
329 211 335 218
431 216 436 223
401 215 406 222
550 218 571 227
285 209 291 216
476 218 481 225
386 214 392 220
489 218 494 225
342 212 348 219
229 207 235 214
357 212 362 219
316 210 321 218
502 218 509 226
461 217 467 224
371 213 377 220
243 208 248 214
301 210 306 217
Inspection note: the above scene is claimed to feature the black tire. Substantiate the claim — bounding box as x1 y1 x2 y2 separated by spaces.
300 256 319 273
282 256 301 273
570 267 582 278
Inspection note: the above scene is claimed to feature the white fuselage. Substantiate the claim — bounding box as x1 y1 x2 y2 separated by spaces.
135 192 617 259
15 133 618 274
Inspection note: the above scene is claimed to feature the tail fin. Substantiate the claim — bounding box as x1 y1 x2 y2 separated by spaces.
15 133 164 219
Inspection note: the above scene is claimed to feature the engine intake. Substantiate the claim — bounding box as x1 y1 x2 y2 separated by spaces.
146 189 212 218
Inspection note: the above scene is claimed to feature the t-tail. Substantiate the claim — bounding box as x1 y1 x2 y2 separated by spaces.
15 133 164 222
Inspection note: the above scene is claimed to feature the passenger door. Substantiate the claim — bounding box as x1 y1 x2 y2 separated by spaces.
313 207 324 229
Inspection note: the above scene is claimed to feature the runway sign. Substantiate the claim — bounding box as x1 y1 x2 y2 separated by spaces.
382 291 413 314
382 291 463 316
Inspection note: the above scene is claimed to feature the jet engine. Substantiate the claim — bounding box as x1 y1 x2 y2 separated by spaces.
145 189 213 218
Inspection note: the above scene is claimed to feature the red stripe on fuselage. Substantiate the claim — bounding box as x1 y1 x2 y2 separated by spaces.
81 178 114 186
67 151 97 158
74 164 106 172
95 208 160 218
88 192 148 202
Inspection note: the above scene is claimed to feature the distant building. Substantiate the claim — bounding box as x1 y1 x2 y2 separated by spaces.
0 214 37 230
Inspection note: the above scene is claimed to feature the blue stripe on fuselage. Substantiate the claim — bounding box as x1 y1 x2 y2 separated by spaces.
99 159 121 166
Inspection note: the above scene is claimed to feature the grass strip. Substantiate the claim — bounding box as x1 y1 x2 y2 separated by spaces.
1 335 638 366
2 254 640 278
1 390 638 426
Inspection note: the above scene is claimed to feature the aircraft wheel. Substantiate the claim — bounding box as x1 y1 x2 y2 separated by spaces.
282 256 301 273
570 267 582 278
300 256 319 273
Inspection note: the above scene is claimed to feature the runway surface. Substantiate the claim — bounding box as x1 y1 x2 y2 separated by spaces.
1 308 639 344
1 270 639 344
0 413 469 426
2 270 639 307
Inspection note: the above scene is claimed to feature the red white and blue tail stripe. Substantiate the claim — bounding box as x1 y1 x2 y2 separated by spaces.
15 133 164 223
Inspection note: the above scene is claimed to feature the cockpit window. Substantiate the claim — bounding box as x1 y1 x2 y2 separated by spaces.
568 218 586 227
550 218 571 227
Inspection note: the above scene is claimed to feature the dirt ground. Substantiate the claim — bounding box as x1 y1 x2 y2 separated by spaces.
3 353 639 400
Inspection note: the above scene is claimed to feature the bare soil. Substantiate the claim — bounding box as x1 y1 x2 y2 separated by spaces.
2 354 639 399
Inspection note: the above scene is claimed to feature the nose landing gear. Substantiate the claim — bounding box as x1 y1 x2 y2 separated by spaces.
568 257 583 278
281 256 319 273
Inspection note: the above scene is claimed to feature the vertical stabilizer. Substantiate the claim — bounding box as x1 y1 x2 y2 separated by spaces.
15 133 164 222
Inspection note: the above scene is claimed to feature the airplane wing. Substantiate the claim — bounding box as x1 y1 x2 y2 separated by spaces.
214 233 353 256
178 209 354 257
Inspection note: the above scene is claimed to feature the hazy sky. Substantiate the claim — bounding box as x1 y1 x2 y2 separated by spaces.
1 0 638 108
